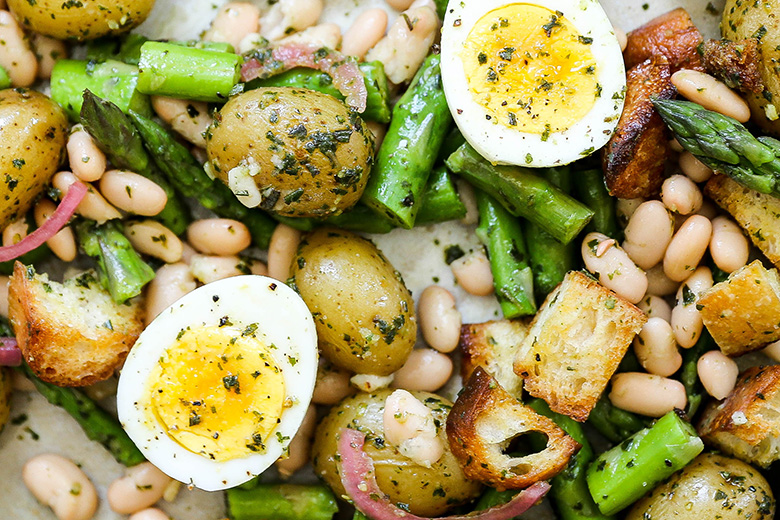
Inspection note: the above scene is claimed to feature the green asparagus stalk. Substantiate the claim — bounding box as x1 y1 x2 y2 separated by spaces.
80 91 190 235
226 484 339 520
85 33 150 65
324 205 396 234
437 127 466 163
0 65 11 89
573 169 619 238
475 190 536 317
76 220 155 304
653 98 780 195
474 488 521 516
446 143 594 243
128 110 277 249
416 166 467 225
679 329 716 417
169 40 235 53
362 54 452 228
18 363 145 467
587 395 648 444
586 411 704 515
433 0 450 19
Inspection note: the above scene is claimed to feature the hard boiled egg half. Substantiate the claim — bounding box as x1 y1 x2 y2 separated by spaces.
117 275 317 491
441 0 626 167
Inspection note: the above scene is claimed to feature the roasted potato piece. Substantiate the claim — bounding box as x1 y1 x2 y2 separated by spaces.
460 319 528 399
602 58 675 199
624 8 704 72
700 38 764 94
446 367 579 490
8 263 144 387
7 0 155 41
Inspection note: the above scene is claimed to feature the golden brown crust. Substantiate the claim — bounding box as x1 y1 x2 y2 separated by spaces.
8 262 144 387
700 38 764 94
446 367 580 490
624 7 704 72
602 58 675 199
460 319 529 399
698 366 780 468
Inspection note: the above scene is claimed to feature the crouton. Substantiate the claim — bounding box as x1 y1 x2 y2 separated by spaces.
705 175 780 268
602 57 676 199
8 262 144 387
624 8 704 72
513 271 646 421
460 319 528 398
700 38 764 94
698 366 780 468
446 367 580 490
698 260 780 356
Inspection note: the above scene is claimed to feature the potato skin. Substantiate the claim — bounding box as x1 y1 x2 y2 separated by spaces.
7 0 155 41
0 89 68 228
290 228 415 376
311 390 482 517
206 88 373 218
626 453 775 520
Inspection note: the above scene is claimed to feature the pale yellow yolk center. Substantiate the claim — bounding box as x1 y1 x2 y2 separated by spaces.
461 4 599 135
142 325 286 462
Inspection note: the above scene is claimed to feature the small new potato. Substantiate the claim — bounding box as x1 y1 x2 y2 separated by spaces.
312 390 482 517
0 89 68 228
7 0 156 41
291 228 416 376
627 453 775 520
206 88 374 218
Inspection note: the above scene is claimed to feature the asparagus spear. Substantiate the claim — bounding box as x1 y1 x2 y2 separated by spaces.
18 363 145 467
653 98 780 195
474 488 522 517
416 166 467 225
0 65 11 89
80 91 190 235
446 143 594 244
324 205 396 234
226 484 339 520
573 169 619 238
85 33 150 65
76 220 155 304
586 411 704 515
679 329 716 418
587 395 648 444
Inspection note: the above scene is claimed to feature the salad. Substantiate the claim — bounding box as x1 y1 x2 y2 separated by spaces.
0 0 778 519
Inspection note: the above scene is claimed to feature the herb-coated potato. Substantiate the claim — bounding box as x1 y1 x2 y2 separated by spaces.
290 228 416 376
0 368 11 432
206 88 374 218
627 453 775 520
722 0 780 135
7 0 155 41
0 89 68 228
312 390 482 517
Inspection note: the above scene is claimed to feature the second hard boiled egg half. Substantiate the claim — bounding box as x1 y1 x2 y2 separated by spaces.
441 0 626 167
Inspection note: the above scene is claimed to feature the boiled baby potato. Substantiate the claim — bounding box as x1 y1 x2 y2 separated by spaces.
627 453 775 520
206 88 374 218
7 0 156 41
722 0 780 135
0 89 68 228
0 368 11 432
290 228 415 376
312 390 482 517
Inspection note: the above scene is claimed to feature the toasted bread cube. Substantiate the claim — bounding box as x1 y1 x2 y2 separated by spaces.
8 262 144 387
706 175 780 268
624 8 704 72
698 366 780 468
460 319 528 398
698 260 780 356
513 271 646 421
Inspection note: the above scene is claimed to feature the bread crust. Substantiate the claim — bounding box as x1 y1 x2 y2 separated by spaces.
460 319 529 399
624 7 704 72
700 38 764 94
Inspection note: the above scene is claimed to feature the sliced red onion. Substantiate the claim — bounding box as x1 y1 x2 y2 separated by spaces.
337 428 550 520
241 43 368 113
0 181 87 263
0 337 21 367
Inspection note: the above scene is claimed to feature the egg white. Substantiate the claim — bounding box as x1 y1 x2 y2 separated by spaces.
441 0 627 167
116 275 318 491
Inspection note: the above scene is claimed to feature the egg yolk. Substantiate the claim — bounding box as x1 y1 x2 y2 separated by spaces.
141 325 286 462
461 4 599 135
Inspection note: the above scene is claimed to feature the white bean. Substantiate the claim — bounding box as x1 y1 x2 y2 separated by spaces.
621 201 674 270
697 350 739 400
187 218 251 256
260 0 324 41
68 126 107 182
0 10 38 87
645 264 679 296
31 33 67 80
34 199 77 262
634 317 682 377
669 138 684 153
582 232 647 304
267 223 301 282
247 258 268 276
679 151 713 183
614 26 627 52
145 263 197 325
99 170 168 216
2 218 27 247
341 8 388 59
663 215 713 282
151 96 211 148
637 294 672 322
125 220 183 264
383 389 443 468
763 340 780 362
609 373 687 417
387 0 415 9
418 286 461 353
351 373 394 392
22 454 98 520
671 69 751 122
616 198 644 227
0 275 9 317
189 254 245 284
671 266 712 349
661 174 703 215
312 361 353 405
392 348 453 392
275 405 317 478
204 2 261 51
709 216 749 274
457 180 478 226
280 23 342 49
108 462 172 515
52 171 122 223
450 251 494 296
129 509 170 520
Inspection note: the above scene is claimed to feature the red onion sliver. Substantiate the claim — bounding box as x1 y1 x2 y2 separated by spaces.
241 43 368 113
337 428 551 520
0 181 87 263
0 337 20 367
